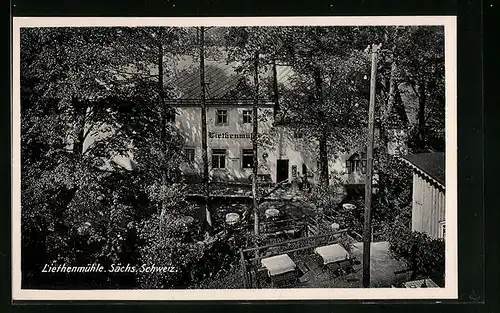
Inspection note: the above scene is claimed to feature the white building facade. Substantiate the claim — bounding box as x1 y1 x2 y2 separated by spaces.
171 102 372 187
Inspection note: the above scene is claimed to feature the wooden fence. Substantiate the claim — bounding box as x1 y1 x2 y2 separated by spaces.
239 229 349 288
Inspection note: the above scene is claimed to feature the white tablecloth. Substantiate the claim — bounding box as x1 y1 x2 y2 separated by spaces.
342 203 356 210
404 278 439 288
225 213 240 224
261 254 296 276
265 208 280 218
314 244 349 265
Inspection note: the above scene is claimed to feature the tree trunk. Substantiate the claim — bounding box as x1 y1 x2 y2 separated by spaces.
318 128 329 186
417 81 427 150
312 66 329 186
199 26 212 229
158 28 168 221
380 55 397 155
272 58 279 118
60 95 86 210
387 59 397 117
394 86 409 127
72 96 86 157
252 50 260 236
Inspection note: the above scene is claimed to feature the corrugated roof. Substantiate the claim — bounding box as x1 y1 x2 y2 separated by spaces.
401 152 445 188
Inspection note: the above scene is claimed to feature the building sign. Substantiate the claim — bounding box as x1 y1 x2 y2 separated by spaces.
209 132 254 139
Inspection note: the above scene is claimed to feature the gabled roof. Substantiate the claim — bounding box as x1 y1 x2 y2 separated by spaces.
401 152 445 188
164 54 284 104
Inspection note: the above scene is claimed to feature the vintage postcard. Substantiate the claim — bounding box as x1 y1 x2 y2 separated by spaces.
12 16 457 301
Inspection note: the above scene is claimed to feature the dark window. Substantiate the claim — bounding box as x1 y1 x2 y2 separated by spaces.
166 109 176 123
243 110 252 124
302 164 308 176
212 149 226 169
242 149 253 169
216 109 228 125
185 148 195 163
347 153 366 174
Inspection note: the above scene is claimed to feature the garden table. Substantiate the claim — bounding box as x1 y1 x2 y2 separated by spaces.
261 254 296 276
331 223 340 231
314 243 349 265
225 213 240 225
261 254 297 287
265 208 280 219
342 203 356 210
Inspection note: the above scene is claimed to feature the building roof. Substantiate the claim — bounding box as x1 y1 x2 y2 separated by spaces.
401 152 445 188
164 55 272 104
162 53 297 106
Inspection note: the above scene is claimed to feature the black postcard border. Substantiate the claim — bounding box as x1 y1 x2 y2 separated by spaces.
4 0 490 311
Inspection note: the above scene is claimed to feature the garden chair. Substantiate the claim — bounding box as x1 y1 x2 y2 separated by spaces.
271 270 299 288
255 267 270 288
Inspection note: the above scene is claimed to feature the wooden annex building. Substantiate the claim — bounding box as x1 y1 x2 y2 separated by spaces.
401 153 446 239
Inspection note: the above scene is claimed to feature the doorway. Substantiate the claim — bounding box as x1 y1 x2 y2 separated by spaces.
276 159 289 183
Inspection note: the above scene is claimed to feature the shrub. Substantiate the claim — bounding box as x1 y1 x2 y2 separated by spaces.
389 215 445 286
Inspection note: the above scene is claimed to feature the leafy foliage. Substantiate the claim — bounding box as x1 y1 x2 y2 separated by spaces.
389 219 445 286
371 154 413 239
20 27 196 288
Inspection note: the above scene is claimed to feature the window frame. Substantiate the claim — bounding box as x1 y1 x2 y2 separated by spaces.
215 109 228 126
361 160 367 174
241 148 254 169
347 153 368 174
292 165 298 178
211 148 227 169
184 148 195 164
242 109 252 124
166 108 176 123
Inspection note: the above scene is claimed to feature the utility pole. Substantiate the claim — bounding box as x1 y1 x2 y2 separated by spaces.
199 26 212 229
362 43 381 288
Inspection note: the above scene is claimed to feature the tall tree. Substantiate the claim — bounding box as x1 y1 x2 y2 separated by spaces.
198 26 213 230
397 26 444 152
275 27 369 185
20 27 143 286
357 26 445 152
223 27 263 233
252 50 260 235
20 26 194 288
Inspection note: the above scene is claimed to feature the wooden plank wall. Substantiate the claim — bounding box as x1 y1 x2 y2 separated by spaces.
411 172 445 239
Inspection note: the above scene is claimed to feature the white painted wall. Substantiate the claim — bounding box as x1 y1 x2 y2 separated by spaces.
175 105 373 185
